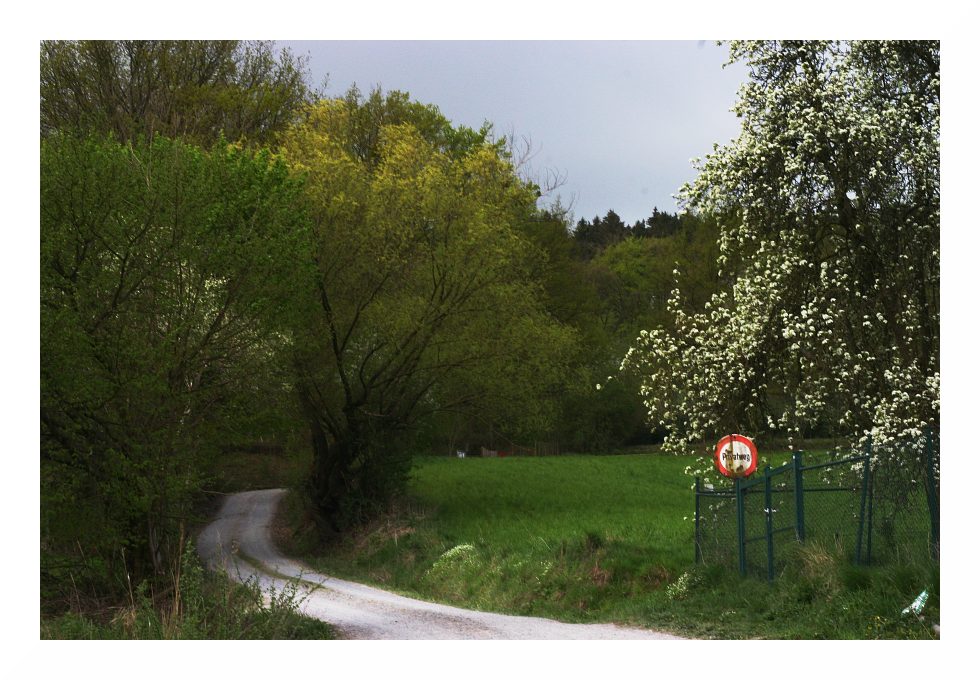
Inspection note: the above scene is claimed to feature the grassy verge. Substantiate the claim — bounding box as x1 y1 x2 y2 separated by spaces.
41 543 336 640
42 444 337 640
278 452 938 639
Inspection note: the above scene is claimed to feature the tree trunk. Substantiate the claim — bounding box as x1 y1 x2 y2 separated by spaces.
308 417 350 532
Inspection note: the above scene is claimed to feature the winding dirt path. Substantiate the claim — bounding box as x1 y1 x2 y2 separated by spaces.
197 488 685 640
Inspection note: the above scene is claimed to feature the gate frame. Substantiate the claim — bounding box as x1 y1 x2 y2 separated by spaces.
697 451 873 581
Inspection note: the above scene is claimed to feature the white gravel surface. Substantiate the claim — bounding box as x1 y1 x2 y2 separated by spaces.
197 488 685 640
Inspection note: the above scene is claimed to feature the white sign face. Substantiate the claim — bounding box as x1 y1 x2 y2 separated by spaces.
714 434 758 478
719 440 753 474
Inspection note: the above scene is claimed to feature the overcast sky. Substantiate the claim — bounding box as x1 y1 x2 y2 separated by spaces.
283 40 748 226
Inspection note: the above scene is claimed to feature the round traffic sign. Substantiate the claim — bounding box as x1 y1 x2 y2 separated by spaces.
714 434 758 478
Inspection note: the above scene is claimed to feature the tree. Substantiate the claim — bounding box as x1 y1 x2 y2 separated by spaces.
642 207 682 239
40 40 312 146
41 134 307 582
593 215 720 341
573 209 629 259
506 207 722 453
518 210 602 329
280 93 575 529
624 41 939 483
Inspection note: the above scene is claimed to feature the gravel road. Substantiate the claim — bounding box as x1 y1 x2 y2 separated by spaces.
197 488 685 640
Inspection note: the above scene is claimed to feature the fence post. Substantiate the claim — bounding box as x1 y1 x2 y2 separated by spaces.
793 450 805 542
924 427 940 560
866 466 874 565
694 477 702 564
855 440 872 564
765 466 774 582
736 476 746 576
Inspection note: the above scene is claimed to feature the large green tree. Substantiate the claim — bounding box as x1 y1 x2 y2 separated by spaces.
41 134 307 583
280 93 575 529
626 41 939 480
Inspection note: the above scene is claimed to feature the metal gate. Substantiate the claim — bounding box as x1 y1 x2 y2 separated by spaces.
695 450 873 581
695 433 939 581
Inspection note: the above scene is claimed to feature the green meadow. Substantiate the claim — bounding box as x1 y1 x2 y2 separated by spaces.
411 454 695 570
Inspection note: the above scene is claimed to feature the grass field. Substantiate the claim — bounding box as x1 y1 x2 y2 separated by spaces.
281 450 939 639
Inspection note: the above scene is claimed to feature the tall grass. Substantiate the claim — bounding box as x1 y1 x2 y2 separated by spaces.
41 541 336 639
42 442 333 640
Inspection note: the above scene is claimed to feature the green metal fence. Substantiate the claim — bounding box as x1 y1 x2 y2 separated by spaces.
694 433 939 581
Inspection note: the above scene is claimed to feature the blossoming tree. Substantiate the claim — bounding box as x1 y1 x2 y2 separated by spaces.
624 41 939 483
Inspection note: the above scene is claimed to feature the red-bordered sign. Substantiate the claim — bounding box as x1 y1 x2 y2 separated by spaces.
715 434 758 479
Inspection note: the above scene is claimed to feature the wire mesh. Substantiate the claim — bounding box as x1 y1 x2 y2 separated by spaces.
799 457 868 562
694 485 737 567
866 434 938 564
694 432 938 580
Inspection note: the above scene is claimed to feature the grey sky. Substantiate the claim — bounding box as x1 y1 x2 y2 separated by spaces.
283 40 747 226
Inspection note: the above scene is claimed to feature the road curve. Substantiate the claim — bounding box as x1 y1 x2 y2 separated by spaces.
197 488 685 640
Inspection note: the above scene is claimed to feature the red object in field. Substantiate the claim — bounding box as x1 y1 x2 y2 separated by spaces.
714 434 758 478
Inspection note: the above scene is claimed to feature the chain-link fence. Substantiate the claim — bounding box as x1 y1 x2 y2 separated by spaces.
695 432 938 580
865 431 939 565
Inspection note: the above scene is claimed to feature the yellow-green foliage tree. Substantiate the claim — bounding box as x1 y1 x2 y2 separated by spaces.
280 93 575 528
593 215 720 346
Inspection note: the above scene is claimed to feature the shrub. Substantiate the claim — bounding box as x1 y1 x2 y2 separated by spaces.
41 542 335 640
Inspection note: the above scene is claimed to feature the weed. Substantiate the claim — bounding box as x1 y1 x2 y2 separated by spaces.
589 561 612 587
665 571 702 600
866 612 935 640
